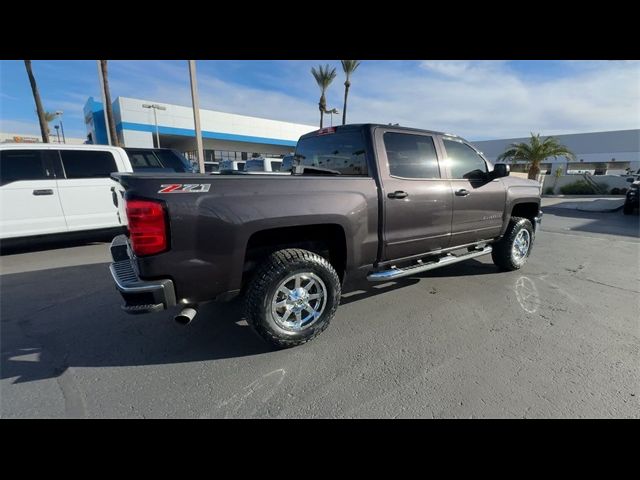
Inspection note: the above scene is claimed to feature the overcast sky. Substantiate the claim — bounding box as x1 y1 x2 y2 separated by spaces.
1 60 638 140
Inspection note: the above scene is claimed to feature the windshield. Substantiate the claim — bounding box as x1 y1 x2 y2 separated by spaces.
294 131 368 175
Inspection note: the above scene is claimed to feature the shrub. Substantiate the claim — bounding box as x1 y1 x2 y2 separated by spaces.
611 187 621 195
544 187 555 195
620 187 628 195
560 180 599 195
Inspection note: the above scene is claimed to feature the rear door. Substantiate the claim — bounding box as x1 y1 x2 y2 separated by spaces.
375 128 453 261
0 148 67 238
440 137 506 246
55 149 122 231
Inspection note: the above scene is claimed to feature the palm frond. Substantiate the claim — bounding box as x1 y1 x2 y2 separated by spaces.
311 64 337 92
341 60 361 80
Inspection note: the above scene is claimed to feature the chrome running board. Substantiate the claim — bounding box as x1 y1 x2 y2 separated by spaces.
367 246 493 281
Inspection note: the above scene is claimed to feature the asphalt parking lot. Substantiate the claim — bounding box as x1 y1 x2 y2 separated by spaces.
1 206 639 418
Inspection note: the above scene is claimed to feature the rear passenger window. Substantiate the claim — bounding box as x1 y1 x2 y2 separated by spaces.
60 150 117 178
0 150 50 186
384 132 440 179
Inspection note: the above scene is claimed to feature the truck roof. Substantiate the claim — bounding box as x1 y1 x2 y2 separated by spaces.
299 123 463 141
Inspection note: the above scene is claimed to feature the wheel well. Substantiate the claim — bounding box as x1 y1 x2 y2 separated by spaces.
243 224 347 285
510 202 539 224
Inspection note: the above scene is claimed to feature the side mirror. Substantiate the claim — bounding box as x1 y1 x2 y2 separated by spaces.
493 163 510 178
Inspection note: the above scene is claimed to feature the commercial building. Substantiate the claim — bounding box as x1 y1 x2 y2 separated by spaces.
84 96 317 163
0 132 85 145
473 130 640 175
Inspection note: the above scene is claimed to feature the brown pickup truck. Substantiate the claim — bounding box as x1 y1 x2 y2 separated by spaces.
109 124 542 348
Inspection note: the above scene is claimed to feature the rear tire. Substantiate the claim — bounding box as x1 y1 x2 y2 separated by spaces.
491 217 534 271
244 248 341 348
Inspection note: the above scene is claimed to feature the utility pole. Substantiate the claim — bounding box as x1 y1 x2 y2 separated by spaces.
188 60 205 174
96 60 112 145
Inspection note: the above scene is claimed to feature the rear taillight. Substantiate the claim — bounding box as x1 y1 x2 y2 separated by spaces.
125 200 167 256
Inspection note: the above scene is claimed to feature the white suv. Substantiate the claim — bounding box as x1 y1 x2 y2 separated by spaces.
0 144 135 241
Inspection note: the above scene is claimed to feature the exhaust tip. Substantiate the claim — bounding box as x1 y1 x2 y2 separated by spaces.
174 306 197 325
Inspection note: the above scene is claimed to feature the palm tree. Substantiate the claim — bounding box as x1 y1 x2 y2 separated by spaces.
497 133 576 180
340 60 360 125
24 60 49 143
311 64 337 128
99 60 119 146
43 111 58 139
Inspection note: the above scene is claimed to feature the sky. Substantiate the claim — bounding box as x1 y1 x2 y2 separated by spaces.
1 60 639 141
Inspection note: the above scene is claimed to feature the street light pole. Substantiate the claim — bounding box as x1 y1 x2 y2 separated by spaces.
142 103 166 148
55 111 66 143
54 125 61 143
188 60 205 174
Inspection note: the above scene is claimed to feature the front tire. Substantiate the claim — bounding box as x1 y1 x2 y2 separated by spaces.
244 248 341 348
491 217 534 271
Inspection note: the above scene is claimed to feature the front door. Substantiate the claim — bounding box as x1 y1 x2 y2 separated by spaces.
375 128 453 262
440 137 506 246
0 149 67 239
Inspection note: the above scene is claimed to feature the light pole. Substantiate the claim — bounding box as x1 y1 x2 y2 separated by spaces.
327 108 339 127
142 103 166 148
54 125 61 143
188 60 205 174
55 111 66 143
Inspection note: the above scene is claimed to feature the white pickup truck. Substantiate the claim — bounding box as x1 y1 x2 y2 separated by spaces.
0 144 190 241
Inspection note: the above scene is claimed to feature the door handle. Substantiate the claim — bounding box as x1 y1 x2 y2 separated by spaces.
387 191 409 199
33 189 54 196
455 189 470 196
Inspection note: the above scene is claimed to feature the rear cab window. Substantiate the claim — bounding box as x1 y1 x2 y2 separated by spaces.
126 149 192 173
294 129 369 175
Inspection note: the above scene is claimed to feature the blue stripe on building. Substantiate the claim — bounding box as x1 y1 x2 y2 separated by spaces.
116 122 297 147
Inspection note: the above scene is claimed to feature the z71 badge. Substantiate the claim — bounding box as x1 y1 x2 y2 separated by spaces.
158 184 211 193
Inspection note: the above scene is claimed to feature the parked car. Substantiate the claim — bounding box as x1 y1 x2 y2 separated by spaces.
123 147 194 173
244 157 285 173
219 159 246 173
623 180 639 215
204 161 219 173
109 124 542 348
0 144 130 241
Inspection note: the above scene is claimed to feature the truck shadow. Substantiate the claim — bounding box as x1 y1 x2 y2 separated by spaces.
1 258 497 384
340 259 498 305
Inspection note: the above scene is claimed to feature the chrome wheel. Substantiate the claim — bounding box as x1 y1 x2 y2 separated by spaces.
271 272 327 331
512 229 530 262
